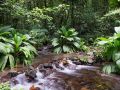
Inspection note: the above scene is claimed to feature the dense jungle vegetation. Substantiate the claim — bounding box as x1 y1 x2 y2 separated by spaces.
0 0 120 90
0 0 120 74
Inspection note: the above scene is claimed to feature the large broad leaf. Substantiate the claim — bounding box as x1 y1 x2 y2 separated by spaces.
14 34 22 48
0 55 14 71
26 45 37 55
116 60 120 69
22 34 31 41
73 42 80 48
0 42 13 54
59 26 67 36
4 43 14 54
63 45 71 53
0 26 14 36
102 64 117 74
97 41 108 45
20 47 31 58
54 47 62 53
0 42 6 53
115 27 120 34
113 52 120 61
8 54 14 69
52 38 59 47
0 56 8 71
66 37 74 41
20 45 37 58
0 36 9 42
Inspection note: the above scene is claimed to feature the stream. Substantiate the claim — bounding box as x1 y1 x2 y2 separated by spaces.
10 57 120 90
0 51 120 90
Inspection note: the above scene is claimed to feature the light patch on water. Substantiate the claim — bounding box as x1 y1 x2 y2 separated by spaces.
76 65 97 70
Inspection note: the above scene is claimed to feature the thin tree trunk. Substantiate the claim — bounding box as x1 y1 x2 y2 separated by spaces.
71 1 74 28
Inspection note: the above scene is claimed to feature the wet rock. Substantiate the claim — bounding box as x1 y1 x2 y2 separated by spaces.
62 60 69 67
7 71 19 78
43 63 53 69
54 62 64 70
69 57 79 61
25 66 37 82
39 69 46 77
72 61 81 65
35 87 41 90
39 69 46 73
44 78 68 90
38 64 43 68
39 83 44 85
11 78 19 85
30 85 41 90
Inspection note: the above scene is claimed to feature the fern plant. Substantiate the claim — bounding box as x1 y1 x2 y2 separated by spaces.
52 26 87 53
98 26 120 74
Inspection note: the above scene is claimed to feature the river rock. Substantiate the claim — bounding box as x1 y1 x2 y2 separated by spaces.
25 66 37 82
7 71 19 78
43 63 53 69
54 62 64 70
61 60 69 67
11 78 19 85
30 85 41 90
72 61 81 65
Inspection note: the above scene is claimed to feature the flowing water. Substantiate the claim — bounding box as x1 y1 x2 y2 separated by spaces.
10 58 120 90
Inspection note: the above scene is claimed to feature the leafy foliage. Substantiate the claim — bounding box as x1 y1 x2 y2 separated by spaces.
52 26 87 53
30 28 50 47
0 82 10 90
98 27 120 74
0 26 37 71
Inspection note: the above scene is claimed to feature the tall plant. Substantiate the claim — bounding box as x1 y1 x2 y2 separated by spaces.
52 26 87 53
98 27 120 74
0 26 37 71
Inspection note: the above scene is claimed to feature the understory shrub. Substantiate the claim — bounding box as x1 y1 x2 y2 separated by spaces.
0 26 37 71
97 26 120 74
30 28 50 48
52 26 87 53
0 82 10 90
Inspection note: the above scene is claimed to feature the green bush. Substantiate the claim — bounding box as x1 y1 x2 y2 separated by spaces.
30 28 50 47
0 26 37 71
0 82 10 90
97 26 120 74
52 26 87 53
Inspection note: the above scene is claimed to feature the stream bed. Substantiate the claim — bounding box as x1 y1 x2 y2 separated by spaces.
10 58 120 90
0 52 120 90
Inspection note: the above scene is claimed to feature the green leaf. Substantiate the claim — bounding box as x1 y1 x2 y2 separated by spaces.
73 42 80 48
115 27 120 34
113 52 120 61
63 45 71 53
14 34 22 47
116 60 120 69
8 54 15 69
20 47 31 58
66 37 74 41
52 38 59 47
1 56 8 71
54 47 62 53
98 41 108 45
102 64 116 74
